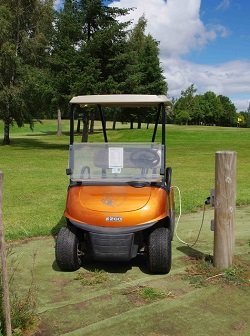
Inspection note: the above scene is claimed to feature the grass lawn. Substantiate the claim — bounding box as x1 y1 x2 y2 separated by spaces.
0 120 250 240
9 208 250 335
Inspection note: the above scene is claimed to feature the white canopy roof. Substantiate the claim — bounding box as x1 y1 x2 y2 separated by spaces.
70 94 171 107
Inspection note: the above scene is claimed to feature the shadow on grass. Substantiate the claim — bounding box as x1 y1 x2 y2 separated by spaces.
52 254 150 275
80 254 149 275
51 216 65 239
25 130 103 137
25 131 69 136
5 137 69 151
177 245 213 263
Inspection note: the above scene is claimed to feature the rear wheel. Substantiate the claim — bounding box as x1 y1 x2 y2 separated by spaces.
55 226 81 271
148 227 172 274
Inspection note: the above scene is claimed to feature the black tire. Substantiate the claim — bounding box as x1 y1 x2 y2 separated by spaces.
148 227 172 274
55 226 81 271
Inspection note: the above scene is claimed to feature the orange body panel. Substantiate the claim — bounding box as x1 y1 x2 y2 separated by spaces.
64 185 170 228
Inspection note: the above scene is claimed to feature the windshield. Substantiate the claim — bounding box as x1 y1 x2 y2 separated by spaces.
69 143 163 183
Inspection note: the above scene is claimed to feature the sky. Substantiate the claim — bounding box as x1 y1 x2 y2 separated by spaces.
55 0 250 111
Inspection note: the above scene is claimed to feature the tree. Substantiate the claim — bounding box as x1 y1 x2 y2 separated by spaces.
217 95 237 126
173 84 197 125
119 16 167 129
175 110 191 125
173 84 238 127
0 0 54 144
203 91 223 125
239 102 250 127
50 0 81 116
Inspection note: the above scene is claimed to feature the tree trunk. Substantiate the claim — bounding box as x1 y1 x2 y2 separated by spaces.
112 111 117 130
147 122 149 129
137 116 142 129
2 121 10 145
89 111 95 134
82 113 89 142
76 119 81 133
57 107 62 136
130 120 134 129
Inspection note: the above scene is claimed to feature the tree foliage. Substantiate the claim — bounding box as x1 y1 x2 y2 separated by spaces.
173 84 237 127
0 1 243 144
0 0 54 144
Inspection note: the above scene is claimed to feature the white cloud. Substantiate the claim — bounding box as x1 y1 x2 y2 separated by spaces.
233 99 249 112
163 58 250 110
111 0 228 57
110 0 249 111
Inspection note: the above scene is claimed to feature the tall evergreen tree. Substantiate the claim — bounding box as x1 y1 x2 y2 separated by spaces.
74 0 131 138
0 0 54 144
50 0 81 116
121 16 167 128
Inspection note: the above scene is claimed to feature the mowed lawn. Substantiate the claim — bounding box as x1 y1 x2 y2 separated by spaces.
0 120 249 240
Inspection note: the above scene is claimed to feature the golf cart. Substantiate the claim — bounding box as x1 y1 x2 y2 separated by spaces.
55 94 175 274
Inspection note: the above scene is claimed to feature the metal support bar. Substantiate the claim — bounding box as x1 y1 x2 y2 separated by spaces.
98 105 108 143
151 105 161 143
70 105 75 145
161 104 166 174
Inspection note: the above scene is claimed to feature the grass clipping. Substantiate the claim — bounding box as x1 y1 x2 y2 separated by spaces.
183 255 250 288
74 269 109 286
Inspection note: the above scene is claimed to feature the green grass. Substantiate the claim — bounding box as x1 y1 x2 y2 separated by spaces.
139 287 166 301
0 120 250 240
8 207 250 335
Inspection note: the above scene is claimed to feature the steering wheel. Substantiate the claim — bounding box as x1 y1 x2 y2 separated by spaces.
130 149 160 168
80 166 90 179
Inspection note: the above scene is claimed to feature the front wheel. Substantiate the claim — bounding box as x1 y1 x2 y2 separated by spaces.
148 227 172 274
55 226 81 271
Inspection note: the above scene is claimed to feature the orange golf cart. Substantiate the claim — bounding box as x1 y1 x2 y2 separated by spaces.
55 95 174 274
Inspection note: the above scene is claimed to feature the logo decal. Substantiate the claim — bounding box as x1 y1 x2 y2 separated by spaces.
106 216 123 222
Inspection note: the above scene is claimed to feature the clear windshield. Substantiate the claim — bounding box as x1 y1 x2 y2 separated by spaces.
69 143 163 183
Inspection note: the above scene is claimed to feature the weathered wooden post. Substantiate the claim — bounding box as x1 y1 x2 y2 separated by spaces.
0 172 12 336
213 151 237 269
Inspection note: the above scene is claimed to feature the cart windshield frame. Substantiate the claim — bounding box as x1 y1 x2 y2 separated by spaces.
68 95 171 185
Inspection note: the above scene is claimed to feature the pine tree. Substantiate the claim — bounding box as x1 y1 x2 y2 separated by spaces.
0 0 54 144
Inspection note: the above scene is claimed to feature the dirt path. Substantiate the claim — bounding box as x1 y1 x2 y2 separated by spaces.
9 207 250 336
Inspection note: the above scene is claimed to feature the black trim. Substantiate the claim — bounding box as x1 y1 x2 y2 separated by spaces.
69 180 164 187
68 219 158 233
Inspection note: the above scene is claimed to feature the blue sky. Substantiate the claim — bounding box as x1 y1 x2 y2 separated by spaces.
188 1 250 64
55 0 250 111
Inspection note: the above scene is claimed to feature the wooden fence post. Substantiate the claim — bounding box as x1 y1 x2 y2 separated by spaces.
0 172 12 336
213 152 237 269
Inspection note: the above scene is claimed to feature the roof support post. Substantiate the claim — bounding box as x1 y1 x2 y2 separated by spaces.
161 104 166 175
98 105 108 143
151 104 161 143
70 105 75 145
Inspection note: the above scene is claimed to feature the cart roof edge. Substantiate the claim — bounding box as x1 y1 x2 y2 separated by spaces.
70 94 171 107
